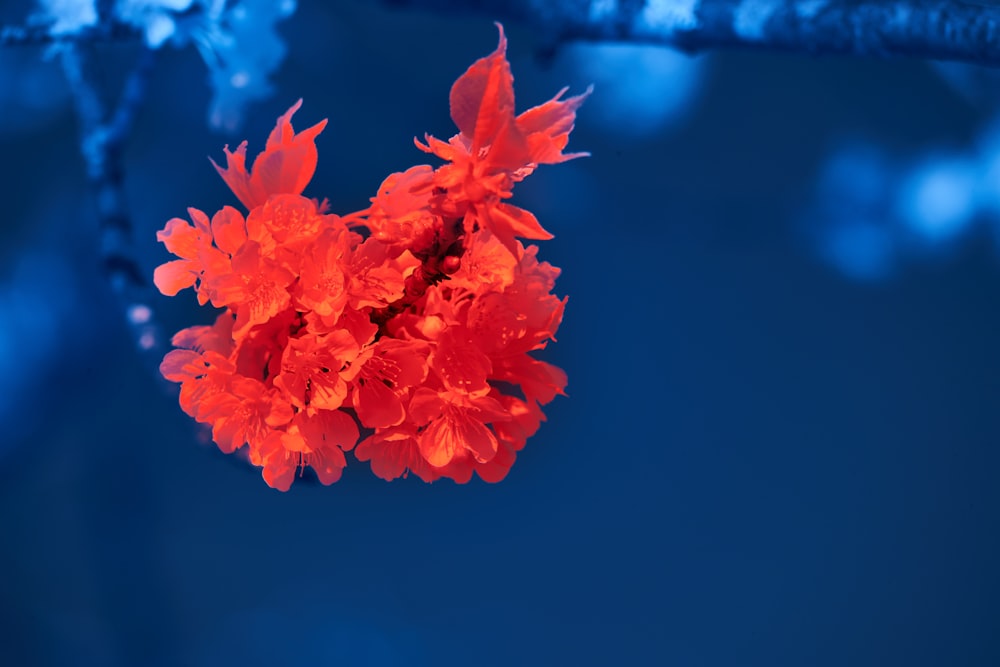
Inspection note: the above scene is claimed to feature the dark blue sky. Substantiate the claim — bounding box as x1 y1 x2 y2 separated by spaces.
1 2 998 665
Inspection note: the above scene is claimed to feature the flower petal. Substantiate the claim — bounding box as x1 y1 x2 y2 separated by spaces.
449 24 514 151
153 259 197 296
156 217 201 258
211 206 248 255
210 141 261 210
354 378 404 429
516 85 592 164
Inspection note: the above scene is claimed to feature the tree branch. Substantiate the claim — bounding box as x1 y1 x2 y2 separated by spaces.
383 0 1000 67
7 2 999 65
60 44 172 389
0 20 136 47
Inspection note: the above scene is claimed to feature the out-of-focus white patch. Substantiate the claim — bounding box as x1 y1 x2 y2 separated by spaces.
114 0 196 47
636 0 700 33
129 305 159 351
229 70 251 89
127 304 153 325
142 12 176 47
796 0 828 19
138 331 157 350
568 42 705 139
589 0 618 22
37 0 98 35
115 0 195 17
897 156 979 244
733 0 782 41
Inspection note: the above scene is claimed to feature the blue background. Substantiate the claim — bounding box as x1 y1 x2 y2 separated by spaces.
1 2 999 665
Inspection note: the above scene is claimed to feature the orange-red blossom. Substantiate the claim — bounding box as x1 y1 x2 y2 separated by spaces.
154 25 587 490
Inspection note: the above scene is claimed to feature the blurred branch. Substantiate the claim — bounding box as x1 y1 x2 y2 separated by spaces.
60 44 171 387
0 21 136 46
384 0 1000 67
6 1 1000 66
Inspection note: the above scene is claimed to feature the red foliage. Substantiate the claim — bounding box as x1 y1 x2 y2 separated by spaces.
155 25 587 490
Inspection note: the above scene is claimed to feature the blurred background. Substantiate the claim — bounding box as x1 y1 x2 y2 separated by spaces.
1 1 999 665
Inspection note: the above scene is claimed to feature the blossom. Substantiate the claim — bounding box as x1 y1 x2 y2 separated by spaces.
155 27 584 490
415 23 591 256
349 338 429 429
366 166 438 251
253 409 359 491
211 99 327 210
273 330 359 413
199 376 294 453
408 387 508 468
152 208 212 301
354 423 441 483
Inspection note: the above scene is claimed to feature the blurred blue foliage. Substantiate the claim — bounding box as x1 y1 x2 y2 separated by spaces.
805 126 1000 279
896 153 979 246
0 252 72 450
806 60 1000 281
0 210 101 459
31 0 296 130
186 0 297 131
34 0 96 35
0 46 70 135
1 3 1000 666
809 143 896 280
565 42 705 139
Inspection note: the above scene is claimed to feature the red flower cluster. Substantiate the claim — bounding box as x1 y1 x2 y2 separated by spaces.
154 26 588 490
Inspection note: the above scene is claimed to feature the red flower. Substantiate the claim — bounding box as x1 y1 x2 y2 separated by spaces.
205 241 295 336
273 330 360 413
345 237 415 311
152 208 212 302
349 338 429 429
355 423 441 483
155 28 583 490
415 24 590 256
429 325 492 397
366 166 438 250
212 99 327 210
253 410 360 490
294 227 356 320
408 387 508 468
198 377 294 454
